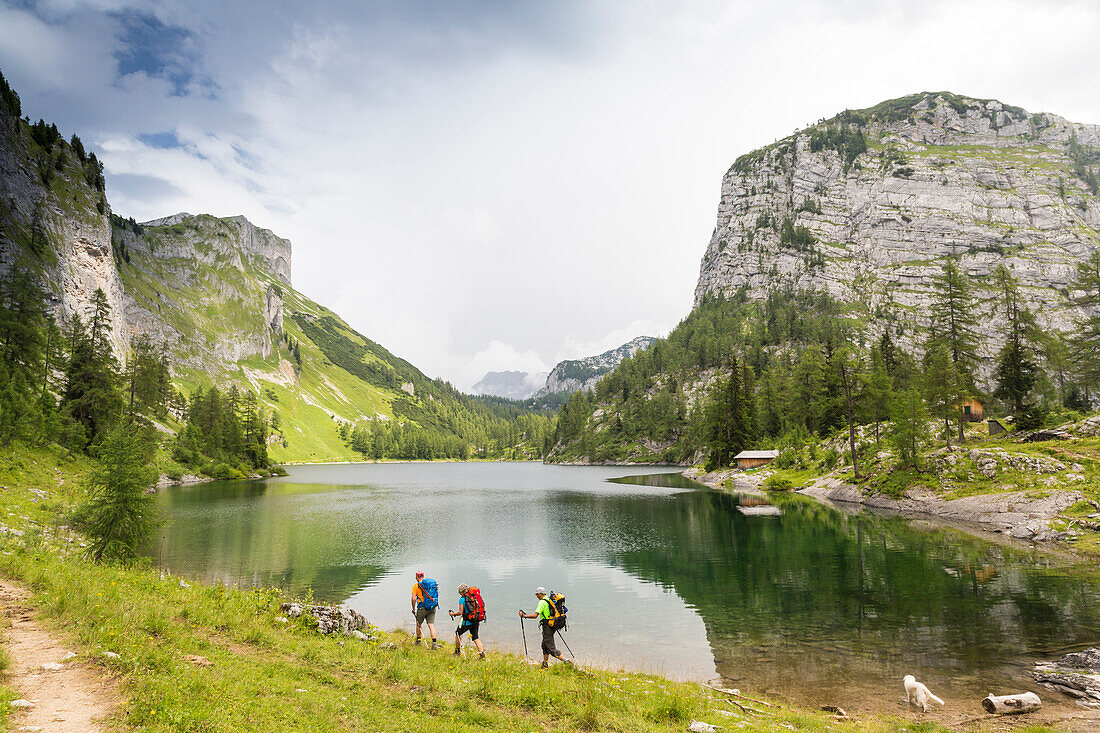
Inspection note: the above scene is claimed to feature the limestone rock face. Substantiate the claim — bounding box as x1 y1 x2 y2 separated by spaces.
115 213 292 370
694 92 1100 381
0 116 129 358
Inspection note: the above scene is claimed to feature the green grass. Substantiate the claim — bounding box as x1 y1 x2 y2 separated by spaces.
0 443 960 732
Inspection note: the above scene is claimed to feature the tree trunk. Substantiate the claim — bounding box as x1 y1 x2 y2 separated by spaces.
981 692 1041 715
957 409 965 445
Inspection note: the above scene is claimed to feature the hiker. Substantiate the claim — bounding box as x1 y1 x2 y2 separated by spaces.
411 571 440 649
519 587 571 668
448 584 486 659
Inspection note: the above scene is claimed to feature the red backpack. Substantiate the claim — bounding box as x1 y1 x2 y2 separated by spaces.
463 587 486 622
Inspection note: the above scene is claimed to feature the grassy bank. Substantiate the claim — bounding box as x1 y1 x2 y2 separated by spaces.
0 443 1013 732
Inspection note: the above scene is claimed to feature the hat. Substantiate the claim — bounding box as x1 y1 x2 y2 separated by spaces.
415 570 424 579
535 587 546 595
458 584 469 595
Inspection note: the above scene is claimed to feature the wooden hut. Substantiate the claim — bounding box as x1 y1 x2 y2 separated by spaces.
734 450 779 470
960 398 984 422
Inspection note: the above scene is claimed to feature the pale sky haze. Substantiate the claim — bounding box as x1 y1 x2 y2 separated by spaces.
2 0 1099 389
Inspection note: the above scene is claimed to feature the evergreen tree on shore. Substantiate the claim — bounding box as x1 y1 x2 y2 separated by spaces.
992 266 1041 425
75 422 159 562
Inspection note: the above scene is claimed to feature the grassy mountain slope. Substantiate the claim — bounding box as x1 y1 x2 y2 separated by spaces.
114 213 551 463
0 68 550 464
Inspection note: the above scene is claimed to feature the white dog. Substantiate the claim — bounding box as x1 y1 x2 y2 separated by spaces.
904 675 944 712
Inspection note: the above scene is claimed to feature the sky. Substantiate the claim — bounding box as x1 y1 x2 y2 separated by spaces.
2 0 1099 390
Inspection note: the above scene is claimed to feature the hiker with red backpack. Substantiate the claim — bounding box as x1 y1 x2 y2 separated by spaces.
411 571 440 649
449 584 486 659
519 587 572 668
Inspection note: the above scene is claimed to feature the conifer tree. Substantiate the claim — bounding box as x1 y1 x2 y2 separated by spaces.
76 422 159 562
703 354 753 470
992 266 1041 423
864 346 893 446
62 290 122 444
923 341 966 448
1069 250 1100 393
834 346 866 478
929 260 980 379
889 388 928 469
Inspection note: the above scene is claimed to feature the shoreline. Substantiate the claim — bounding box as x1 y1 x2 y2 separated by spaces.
682 465 1096 557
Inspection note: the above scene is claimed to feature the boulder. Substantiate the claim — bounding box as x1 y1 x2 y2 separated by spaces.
280 602 366 635
1032 647 1100 708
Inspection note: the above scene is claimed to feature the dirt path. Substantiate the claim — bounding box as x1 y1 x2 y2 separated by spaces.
0 579 117 732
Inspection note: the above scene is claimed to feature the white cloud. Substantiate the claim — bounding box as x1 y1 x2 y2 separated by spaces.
4 0 1100 390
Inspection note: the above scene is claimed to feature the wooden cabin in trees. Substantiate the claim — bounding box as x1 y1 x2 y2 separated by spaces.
960 398 985 422
734 450 779 470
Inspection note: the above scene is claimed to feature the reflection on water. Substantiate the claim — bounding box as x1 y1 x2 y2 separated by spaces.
152 463 1100 710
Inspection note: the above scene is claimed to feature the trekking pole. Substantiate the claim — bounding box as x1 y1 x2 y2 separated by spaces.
556 629 575 659
520 615 529 659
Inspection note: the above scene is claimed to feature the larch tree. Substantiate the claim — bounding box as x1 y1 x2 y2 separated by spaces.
928 260 980 443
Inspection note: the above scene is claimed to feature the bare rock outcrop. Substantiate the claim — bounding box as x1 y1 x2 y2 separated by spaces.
1033 647 1100 708
280 602 366 635
799 477 1081 541
694 92 1100 384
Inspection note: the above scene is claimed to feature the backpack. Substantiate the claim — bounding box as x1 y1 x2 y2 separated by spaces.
545 591 568 630
418 579 438 610
463 587 486 622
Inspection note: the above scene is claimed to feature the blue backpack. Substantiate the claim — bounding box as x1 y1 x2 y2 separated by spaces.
418 579 439 610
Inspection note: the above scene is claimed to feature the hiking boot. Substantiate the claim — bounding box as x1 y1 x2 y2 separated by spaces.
430 641 440 650
478 652 486 660
453 650 461 656
540 661 548 668
414 638 422 646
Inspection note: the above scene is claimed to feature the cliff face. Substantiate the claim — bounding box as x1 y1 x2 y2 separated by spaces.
0 115 129 357
114 213 290 369
695 92 1100 363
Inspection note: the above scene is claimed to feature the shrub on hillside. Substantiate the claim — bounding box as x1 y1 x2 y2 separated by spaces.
765 475 793 492
206 462 246 480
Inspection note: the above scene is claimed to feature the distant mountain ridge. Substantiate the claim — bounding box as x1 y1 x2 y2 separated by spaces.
533 336 656 398
471 370 547 400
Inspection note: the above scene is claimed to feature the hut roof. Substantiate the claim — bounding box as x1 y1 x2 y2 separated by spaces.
734 450 779 460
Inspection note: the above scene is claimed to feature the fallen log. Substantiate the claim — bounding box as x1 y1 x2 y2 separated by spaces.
981 692 1041 715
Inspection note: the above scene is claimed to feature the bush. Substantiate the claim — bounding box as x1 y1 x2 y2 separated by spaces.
165 466 183 481
771 449 799 469
207 462 245 480
764 475 793 492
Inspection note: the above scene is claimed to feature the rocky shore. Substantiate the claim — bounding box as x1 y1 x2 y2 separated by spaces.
682 466 1096 547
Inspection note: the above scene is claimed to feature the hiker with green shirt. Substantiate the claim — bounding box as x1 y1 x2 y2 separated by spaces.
518 587 571 668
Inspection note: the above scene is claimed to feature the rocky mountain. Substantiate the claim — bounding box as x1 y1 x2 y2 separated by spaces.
534 336 656 398
0 102 128 357
471 370 546 400
0 74 548 462
695 91 1100 364
547 92 1100 465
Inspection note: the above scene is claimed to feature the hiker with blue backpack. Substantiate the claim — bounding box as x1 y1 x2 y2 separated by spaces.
411 571 440 649
519 587 572 668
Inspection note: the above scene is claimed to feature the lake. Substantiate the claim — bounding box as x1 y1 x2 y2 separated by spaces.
152 462 1100 713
